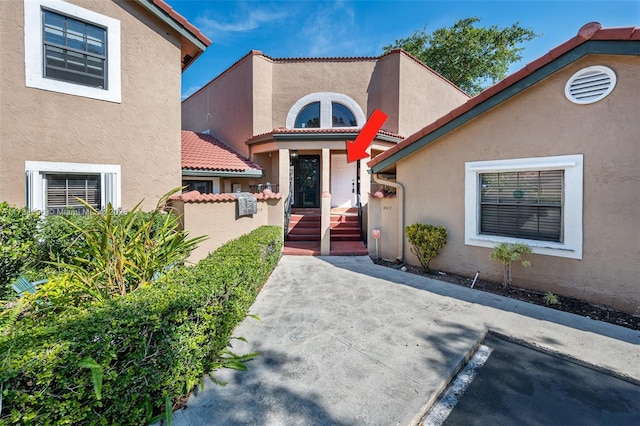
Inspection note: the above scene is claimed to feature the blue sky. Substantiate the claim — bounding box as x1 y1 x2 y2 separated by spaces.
173 0 640 99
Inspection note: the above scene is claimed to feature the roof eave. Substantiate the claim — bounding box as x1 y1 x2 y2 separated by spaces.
247 131 404 145
136 0 210 71
182 169 264 178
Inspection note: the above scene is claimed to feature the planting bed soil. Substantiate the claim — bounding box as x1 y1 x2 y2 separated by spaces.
374 259 640 332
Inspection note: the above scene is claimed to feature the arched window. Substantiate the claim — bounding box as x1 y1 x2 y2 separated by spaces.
287 93 365 129
294 102 320 128
331 102 357 127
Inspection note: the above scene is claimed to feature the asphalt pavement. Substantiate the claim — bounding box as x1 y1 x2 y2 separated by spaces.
172 256 640 426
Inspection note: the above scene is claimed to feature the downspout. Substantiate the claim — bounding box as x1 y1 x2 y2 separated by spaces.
372 173 404 262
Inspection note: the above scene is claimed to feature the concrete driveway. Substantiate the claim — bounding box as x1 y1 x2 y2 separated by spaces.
173 256 640 426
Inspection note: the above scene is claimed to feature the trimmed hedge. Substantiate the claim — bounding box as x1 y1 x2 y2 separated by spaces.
0 225 282 425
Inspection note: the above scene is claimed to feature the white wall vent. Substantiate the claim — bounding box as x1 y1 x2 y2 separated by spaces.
565 65 616 104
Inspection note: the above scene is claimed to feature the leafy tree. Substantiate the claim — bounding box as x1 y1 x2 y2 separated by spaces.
383 17 538 95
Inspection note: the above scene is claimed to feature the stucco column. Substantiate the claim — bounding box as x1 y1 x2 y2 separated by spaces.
278 149 291 241
321 148 331 255
278 149 290 196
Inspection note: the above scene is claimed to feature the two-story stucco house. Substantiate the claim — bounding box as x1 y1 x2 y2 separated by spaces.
181 49 469 255
0 0 210 213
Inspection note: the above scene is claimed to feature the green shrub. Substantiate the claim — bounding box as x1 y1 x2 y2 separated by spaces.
34 209 168 268
48 189 206 301
489 242 532 289
0 203 40 299
405 223 448 272
0 225 282 425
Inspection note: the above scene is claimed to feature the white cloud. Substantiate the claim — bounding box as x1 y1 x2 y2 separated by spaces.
194 7 290 38
299 1 372 57
181 85 200 101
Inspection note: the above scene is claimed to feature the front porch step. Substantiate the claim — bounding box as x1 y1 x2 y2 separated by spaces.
287 208 362 243
282 240 368 256
291 208 321 216
330 208 360 242
287 234 321 241
331 234 362 241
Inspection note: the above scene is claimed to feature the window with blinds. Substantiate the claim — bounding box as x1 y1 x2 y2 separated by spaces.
46 174 101 215
43 10 107 88
479 170 563 242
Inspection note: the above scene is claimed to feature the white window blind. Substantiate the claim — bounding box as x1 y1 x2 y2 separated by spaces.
480 170 563 242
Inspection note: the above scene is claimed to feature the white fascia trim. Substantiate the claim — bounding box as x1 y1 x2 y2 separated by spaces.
464 154 583 259
25 161 122 211
24 0 122 103
285 92 366 129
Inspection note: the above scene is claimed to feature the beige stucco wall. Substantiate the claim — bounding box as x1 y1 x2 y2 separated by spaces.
271 59 377 128
0 0 184 211
181 55 255 157
395 54 640 314
252 55 274 136
367 54 401 134
368 196 400 260
174 198 283 263
397 54 469 136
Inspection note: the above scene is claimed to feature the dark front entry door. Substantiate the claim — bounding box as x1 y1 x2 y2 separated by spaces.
293 155 320 208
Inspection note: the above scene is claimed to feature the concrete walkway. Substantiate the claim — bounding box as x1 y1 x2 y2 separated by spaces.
173 256 640 426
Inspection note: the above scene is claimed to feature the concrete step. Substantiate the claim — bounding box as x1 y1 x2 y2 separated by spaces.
331 234 361 242
287 234 321 241
330 226 360 234
330 207 358 215
291 208 321 216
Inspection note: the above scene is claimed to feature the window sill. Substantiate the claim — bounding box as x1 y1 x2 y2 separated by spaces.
465 235 582 260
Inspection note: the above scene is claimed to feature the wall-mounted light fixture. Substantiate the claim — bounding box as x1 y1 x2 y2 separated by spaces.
290 150 298 159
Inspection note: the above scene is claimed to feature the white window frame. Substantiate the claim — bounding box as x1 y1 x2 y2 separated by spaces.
464 154 583 259
285 92 365 129
24 0 121 103
25 161 121 213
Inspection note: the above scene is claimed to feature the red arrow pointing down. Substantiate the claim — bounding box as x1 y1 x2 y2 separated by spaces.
346 109 388 163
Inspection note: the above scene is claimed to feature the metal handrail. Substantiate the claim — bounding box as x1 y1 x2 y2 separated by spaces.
284 192 293 237
357 195 365 244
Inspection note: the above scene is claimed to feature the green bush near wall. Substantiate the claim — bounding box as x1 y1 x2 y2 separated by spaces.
0 225 282 425
0 203 40 299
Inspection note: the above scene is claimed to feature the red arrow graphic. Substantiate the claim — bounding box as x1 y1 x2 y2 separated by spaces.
346 109 388 163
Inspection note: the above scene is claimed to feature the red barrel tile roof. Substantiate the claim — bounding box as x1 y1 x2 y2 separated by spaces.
149 0 211 46
182 130 263 172
170 190 282 203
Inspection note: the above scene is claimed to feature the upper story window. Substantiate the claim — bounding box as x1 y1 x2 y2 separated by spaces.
24 0 121 103
286 92 365 129
43 10 107 89
332 102 357 127
294 102 320 128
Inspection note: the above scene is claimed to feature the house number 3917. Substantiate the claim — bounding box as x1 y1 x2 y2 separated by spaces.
383 206 392 210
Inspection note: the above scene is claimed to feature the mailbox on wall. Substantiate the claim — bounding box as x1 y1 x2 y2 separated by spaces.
234 192 257 217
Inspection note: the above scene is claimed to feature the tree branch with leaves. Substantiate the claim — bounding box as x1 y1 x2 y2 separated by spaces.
383 17 539 95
